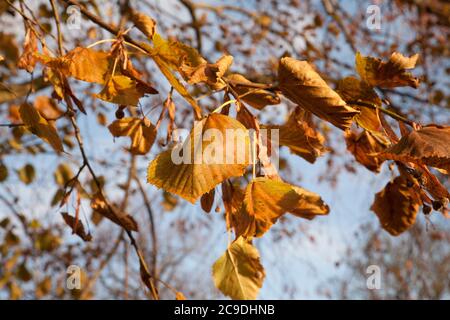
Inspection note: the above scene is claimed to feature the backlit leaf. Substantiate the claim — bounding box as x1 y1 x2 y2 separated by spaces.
108 117 156 155
212 237 265 300
96 75 155 106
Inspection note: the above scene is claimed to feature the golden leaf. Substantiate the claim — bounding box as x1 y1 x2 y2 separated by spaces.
180 54 233 88
278 57 359 130
147 113 250 203
34 96 63 120
226 73 281 110
38 47 113 84
175 292 187 300
265 107 326 163
371 175 421 236
235 177 329 238
131 12 156 39
345 130 387 173
53 163 73 186
212 237 265 300
108 117 156 155
382 125 450 172
355 51 420 88
96 75 155 106
19 102 63 152
17 163 35 185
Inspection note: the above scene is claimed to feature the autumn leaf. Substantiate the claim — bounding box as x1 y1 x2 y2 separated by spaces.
17 27 38 73
235 177 329 238
265 107 326 163
180 54 233 89
336 76 384 135
355 51 420 88
200 188 215 213
17 163 35 185
90 193 138 232
212 237 265 300
131 12 156 39
19 102 64 152
278 57 359 130
222 181 245 231
34 96 63 120
108 117 156 155
61 212 92 242
226 73 281 110
96 75 155 106
345 130 387 173
382 125 450 172
53 163 73 186
147 113 250 203
371 175 421 236
38 47 113 84
175 292 187 300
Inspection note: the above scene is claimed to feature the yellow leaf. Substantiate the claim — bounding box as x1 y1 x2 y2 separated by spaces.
147 113 250 203
17 163 35 185
53 163 73 186
96 75 154 106
19 102 64 152
278 57 359 130
226 73 281 110
235 177 329 238
355 51 420 88
175 292 187 300
212 237 265 300
180 54 233 88
371 175 421 236
108 117 156 155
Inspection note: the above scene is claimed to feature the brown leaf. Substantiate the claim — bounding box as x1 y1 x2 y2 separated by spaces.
278 57 359 130
356 51 420 88
17 28 38 73
61 212 92 242
382 125 450 172
200 188 215 213
345 130 387 173
96 75 156 106
180 54 233 88
371 175 421 236
90 193 138 232
222 181 245 231
108 117 156 155
34 96 63 120
266 107 326 163
226 73 280 110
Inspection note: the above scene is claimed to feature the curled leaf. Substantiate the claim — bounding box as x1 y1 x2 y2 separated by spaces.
200 188 215 213
212 237 265 300
226 73 280 110
131 12 156 39
382 125 450 172
96 75 156 106
371 175 421 236
278 57 359 130
108 117 156 155
355 51 420 88
61 212 92 242
180 54 233 89
345 130 387 173
235 177 329 238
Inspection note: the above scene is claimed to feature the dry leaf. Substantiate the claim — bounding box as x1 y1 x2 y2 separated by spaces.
266 107 326 163
19 102 63 152
200 188 215 213
371 175 421 236
17 27 38 73
222 181 245 231
355 51 420 88
34 96 63 120
235 177 329 238
90 193 138 232
147 113 250 203
345 130 387 173
382 125 450 172
175 292 186 300
226 73 280 110
278 57 359 130
212 237 265 300
180 54 233 88
131 12 156 39
61 212 92 242
108 117 156 155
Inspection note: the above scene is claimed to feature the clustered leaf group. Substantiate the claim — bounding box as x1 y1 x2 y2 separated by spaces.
5 10 449 301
